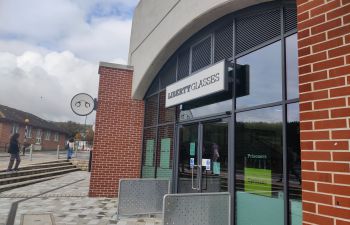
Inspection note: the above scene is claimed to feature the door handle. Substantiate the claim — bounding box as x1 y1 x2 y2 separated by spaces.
191 165 198 190
197 165 202 191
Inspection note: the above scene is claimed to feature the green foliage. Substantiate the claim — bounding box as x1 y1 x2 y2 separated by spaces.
54 121 93 141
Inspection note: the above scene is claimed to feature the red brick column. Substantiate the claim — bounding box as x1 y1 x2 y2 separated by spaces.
89 63 144 197
297 0 350 224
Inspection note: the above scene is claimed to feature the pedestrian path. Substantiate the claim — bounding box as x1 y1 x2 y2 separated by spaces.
0 171 161 225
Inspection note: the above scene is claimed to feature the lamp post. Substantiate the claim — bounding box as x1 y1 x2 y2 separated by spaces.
23 119 29 156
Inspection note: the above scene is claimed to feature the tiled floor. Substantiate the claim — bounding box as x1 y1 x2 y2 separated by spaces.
0 171 160 225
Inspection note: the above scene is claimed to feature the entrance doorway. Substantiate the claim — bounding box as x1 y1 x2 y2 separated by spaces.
177 119 229 193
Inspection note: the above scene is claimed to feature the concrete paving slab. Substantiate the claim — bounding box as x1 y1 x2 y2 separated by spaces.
0 171 161 225
21 214 55 225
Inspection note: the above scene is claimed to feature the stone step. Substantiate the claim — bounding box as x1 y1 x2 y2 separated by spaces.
28 159 70 165
0 168 80 186
0 175 63 193
1 161 72 173
0 165 77 179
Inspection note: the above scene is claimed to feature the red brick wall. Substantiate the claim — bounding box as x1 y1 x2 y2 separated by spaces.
89 65 144 197
0 122 12 151
0 122 66 152
297 0 350 224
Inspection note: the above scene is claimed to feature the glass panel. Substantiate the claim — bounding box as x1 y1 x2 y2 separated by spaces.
142 128 157 178
156 125 174 179
177 49 190 80
202 121 228 192
191 37 212 73
236 41 282 108
287 103 301 225
144 94 158 127
179 99 232 121
178 124 198 193
286 34 299 99
159 91 176 124
160 59 177 89
235 106 284 225
146 77 159 97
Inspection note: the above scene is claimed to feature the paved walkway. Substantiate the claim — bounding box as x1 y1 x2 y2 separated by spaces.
0 171 161 225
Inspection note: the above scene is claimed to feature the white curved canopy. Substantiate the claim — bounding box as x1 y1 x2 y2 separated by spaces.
128 0 272 99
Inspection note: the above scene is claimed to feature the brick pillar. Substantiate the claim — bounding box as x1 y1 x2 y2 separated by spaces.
89 63 144 197
297 0 350 224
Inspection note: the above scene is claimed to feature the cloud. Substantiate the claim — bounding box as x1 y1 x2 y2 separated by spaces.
60 18 132 62
0 51 98 124
0 0 135 62
0 1 138 123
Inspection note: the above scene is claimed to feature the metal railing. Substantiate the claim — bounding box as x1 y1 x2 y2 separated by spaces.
163 192 231 225
116 178 170 220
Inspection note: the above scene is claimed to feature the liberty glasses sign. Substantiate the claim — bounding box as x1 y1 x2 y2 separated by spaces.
165 60 228 108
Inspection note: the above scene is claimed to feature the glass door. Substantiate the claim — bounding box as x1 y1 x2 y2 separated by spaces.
177 120 228 193
178 124 199 193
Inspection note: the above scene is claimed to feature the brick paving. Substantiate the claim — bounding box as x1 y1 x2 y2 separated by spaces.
0 171 161 225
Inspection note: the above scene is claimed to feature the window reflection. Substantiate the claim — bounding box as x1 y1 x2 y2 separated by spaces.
179 99 232 121
142 128 157 178
286 34 299 99
287 103 302 225
156 125 174 179
159 91 176 124
235 106 284 225
144 95 158 127
236 41 282 108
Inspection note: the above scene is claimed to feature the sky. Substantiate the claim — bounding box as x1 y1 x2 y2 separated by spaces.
0 0 138 125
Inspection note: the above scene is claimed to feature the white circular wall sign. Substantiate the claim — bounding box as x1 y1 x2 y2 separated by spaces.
70 93 95 116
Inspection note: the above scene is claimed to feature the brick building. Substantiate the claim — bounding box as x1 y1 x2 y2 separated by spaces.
90 0 350 224
0 104 67 152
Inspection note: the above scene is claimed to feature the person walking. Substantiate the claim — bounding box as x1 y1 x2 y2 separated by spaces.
6 133 21 172
67 138 74 160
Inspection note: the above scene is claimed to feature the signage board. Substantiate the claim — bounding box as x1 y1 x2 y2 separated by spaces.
244 167 272 197
70 93 95 116
165 60 227 108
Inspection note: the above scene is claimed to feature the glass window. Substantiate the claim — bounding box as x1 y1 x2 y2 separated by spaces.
141 128 157 178
45 131 51 140
54 132 59 142
36 129 42 144
287 103 301 225
156 125 174 179
159 91 176 124
191 37 212 73
179 99 232 121
27 126 32 138
236 41 282 108
11 123 19 134
286 34 299 99
235 106 284 225
144 95 158 127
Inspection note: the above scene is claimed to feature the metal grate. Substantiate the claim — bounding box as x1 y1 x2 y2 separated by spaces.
163 192 231 225
177 49 190 80
117 179 170 219
191 36 212 73
214 22 233 62
236 10 281 54
284 8 297 33
160 59 177 89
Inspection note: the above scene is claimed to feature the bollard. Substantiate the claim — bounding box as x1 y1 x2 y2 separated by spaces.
57 145 60 159
29 144 33 161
